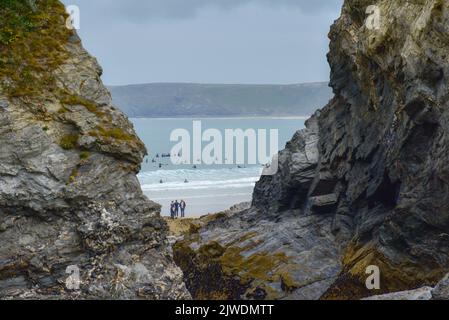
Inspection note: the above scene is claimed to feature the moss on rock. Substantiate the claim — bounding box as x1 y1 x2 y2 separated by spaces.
322 241 447 300
173 223 297 300
59 134 79 150
0 0 72 101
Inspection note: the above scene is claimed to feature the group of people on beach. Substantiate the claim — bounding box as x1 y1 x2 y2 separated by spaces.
170 200 187 219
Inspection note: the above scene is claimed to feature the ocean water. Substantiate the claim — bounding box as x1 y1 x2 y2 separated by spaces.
132 118 306 216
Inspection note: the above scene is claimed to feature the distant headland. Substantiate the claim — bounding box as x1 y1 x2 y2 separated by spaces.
108 82 332 118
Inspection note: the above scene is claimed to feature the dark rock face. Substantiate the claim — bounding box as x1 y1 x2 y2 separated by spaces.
0 1 189 299
253 114 320 216
174 0 449 299
259 0 449 298
173 205 341 300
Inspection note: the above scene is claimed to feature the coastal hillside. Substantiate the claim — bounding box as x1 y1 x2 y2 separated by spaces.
108 82 332 117
0 0 189 299
173 0 449 300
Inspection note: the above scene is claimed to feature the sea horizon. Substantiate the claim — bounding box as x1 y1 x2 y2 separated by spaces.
130 115 312 120
132 117 305 216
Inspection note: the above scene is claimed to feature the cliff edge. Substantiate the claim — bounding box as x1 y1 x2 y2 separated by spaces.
0 1 189 299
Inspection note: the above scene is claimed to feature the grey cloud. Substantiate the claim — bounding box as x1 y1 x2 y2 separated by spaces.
62 0 343 85
72 0 341 22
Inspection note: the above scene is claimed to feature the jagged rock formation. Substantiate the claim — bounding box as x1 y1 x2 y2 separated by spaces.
0 1 189 299
173 0 449 299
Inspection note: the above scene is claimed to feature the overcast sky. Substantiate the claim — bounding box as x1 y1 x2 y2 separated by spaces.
61 0 343 86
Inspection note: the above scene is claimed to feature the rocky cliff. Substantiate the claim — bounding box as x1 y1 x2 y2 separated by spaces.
173 0 449 299
0 1 189 299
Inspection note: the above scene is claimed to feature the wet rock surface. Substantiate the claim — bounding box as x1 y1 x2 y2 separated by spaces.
0 1 189 300
363 272 449 300
173 203 341 300
173 0 449 299
363 287 434 301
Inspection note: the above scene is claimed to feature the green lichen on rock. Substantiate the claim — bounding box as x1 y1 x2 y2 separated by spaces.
88 125 146 156
173 239 250 300
68 167 79 184
60 92 105 117
0 0 146 164
0 0 72 100
92 126 134 142
322 241 448 300
79 151 90 160
173 227 297 300
59 133 79 150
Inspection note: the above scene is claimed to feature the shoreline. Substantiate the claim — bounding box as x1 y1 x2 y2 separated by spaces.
131 116 311 120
